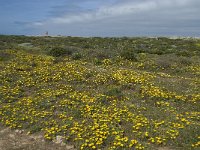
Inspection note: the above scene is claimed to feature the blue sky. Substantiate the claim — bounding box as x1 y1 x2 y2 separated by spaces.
0 0 200 37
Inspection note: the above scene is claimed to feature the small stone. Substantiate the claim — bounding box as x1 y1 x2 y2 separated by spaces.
15 129 23 134
61 142 66 146
66 145 74 149
54 135 63 144
8 134 15 138
30 135 43 140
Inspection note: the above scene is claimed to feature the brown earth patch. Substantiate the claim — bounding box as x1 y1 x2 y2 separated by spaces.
0 126 75 150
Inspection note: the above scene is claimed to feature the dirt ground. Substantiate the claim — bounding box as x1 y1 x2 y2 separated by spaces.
0 126 75 150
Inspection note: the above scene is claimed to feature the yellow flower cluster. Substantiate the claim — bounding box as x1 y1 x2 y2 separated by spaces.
0 49 199 149
192 136 200 148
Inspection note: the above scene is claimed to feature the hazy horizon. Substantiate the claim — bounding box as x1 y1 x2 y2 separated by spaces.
1 0 200 37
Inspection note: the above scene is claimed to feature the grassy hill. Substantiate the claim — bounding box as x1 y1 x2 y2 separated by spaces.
0 35 200 150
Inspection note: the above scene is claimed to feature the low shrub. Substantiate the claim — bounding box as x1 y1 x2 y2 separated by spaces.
120 49 138 61
72 52 82 60
104 86 123 98
176 50 191 57
93 58 102 65
48 47 72 57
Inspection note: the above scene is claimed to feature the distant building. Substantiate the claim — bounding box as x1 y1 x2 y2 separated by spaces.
45 31 48 36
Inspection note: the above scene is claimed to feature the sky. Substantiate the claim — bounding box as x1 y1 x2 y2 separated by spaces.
0 0 200 37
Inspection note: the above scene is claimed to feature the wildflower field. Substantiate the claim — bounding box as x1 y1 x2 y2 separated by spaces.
0 35 200 149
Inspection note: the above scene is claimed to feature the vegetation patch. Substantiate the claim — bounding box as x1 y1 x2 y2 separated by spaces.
0 35 199 150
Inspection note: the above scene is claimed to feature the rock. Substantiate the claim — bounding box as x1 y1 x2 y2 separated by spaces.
53 135 63 144
53 136 75 149
30 135 43 140
61 142 66 146
66 145 74 149
15 129 24 134
8 134 15 138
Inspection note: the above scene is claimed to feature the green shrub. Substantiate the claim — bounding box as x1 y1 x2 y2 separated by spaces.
178 56 192 65
29 125 42 134
48 47 72 57
149 48 164 55
82 44 91 49
137 53 147 61
120 49 138 61
72 52 82 60
104 86 123 98
0 52 12 61
93 58 102 65
176 50 191 57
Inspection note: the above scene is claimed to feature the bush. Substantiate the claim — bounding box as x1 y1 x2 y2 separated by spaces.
177 56 192 66
120 49 138 61
48 47 72 57
82 44 91 49
176 50 191 57
0 52 12 61
149 48 164 55
104 86 123 98
93 58 102 65
72 53 82 60
137 53 147 61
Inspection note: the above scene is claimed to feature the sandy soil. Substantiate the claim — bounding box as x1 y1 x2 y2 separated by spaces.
0 126 75 150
